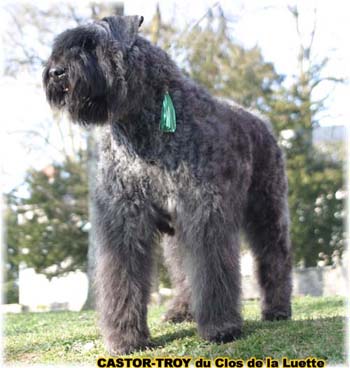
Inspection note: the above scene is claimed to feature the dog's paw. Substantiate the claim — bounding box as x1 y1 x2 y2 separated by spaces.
263 308 291 321
105 332 152 355
263 312 291 321
163 308 194 323
199 322 242 344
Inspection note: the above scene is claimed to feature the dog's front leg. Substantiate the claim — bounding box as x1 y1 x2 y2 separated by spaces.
179 197 243 343
94 194 157 355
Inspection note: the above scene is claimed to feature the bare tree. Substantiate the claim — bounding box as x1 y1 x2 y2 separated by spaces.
4 2 124 310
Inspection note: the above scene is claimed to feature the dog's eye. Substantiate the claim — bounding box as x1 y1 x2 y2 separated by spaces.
82 37 96 50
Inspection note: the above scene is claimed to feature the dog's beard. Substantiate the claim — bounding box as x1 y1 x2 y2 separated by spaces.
68 94 109 125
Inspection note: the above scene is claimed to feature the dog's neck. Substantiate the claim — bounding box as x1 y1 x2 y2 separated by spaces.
113 37 182 144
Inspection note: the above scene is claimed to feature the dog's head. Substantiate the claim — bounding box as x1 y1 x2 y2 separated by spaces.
43 15 144 125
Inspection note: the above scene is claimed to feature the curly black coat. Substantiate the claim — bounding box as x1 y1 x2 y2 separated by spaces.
43 15 292 354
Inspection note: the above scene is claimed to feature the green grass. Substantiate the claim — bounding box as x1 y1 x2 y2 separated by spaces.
4 296 346 365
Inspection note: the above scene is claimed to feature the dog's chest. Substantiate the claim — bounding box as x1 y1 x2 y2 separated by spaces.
97 127 174 201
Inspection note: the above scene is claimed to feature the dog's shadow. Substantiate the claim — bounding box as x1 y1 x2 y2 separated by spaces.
149 319 253 350
149 322 257 351
150 323 197 349
148 315 344 355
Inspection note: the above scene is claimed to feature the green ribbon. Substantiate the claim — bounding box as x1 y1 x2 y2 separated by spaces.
160 91 176 133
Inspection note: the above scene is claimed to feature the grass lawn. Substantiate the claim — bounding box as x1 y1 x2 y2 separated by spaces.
4 296 346 366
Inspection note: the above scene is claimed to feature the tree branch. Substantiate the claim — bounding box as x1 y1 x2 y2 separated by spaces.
311 76 345 90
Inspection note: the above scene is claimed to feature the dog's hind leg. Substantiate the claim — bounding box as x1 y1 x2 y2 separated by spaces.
244 163 292 321
162 234 193 323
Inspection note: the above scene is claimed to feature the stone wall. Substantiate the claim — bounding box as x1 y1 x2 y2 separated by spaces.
242 265 348 300
11 257 348 312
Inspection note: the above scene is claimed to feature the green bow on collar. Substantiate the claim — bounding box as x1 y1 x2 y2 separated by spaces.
160 91 176 133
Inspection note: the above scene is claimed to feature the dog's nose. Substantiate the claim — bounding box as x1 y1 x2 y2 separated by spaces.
49 67 65 78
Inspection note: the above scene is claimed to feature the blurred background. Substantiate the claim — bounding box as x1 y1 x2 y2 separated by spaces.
0 0 348 312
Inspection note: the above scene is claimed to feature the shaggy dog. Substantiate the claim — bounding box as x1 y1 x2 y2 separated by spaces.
43 15 292 354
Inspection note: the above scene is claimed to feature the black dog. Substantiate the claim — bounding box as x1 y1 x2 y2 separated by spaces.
43 15 292 354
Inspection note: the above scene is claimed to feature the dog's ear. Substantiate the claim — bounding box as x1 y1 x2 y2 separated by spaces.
102 15 143 48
